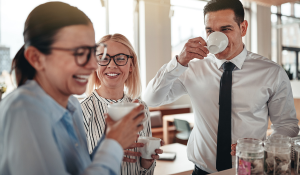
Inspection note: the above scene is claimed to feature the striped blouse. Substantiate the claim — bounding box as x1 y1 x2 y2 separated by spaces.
81 90 155 175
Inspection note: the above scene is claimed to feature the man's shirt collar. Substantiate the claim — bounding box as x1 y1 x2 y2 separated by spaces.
214 46 247 70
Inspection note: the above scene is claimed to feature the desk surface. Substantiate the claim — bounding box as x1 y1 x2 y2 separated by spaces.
291 80 300 99
154 143 194 175
210 168 235 175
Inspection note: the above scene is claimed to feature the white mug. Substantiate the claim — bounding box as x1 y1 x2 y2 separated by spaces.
137 136 161 159
206 31 228 54
107 103 139 121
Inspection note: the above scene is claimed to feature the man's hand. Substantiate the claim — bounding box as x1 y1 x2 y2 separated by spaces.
177 37 209 66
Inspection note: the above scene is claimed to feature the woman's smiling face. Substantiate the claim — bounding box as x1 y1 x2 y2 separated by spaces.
40 24 97 96
96 40 132 91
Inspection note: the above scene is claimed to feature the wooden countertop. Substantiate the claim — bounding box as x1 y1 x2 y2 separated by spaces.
291 80 300 99
154 143 194 175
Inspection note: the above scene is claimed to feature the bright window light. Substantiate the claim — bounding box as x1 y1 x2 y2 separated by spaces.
171 0 206 59
108 0 135 47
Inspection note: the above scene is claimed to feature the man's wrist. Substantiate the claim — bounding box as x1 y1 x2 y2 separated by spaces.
176 55 188 67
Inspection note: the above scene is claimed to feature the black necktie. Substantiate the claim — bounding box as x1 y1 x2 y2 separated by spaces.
216 62 235 171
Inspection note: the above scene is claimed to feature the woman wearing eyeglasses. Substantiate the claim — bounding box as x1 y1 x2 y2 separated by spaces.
0 2 145 175
81 34 164 175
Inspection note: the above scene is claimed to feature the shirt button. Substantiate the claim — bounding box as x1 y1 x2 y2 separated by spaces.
75 143 78 147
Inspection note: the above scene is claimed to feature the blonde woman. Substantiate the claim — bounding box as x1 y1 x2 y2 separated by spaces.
81 34 164 175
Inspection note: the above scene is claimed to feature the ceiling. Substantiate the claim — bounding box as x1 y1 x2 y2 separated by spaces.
245 0 300 6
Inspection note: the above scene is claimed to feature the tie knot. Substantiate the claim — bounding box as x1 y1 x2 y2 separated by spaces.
222 62 235 71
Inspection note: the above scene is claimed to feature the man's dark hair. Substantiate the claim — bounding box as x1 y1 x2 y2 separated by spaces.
203 0 245 26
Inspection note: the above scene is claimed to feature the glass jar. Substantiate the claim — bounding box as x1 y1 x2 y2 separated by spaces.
264 142 291 175
294 141 300 175
291 136 300 167
236 138 264 175
268 134 291 143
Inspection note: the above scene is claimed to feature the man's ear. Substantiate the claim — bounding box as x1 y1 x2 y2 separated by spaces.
24 46 47 71
240 20 248 37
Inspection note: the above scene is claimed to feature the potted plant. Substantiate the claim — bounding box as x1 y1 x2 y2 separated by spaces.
0 82 7 101
282 64 293 80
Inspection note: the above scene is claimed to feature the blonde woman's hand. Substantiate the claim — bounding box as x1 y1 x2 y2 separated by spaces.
141 140 165 169
105 104 145 149
123 135 144 163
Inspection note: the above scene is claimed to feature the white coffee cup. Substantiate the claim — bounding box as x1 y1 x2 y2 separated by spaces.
137 136 161 159
206 31 229 54
107 103 139 121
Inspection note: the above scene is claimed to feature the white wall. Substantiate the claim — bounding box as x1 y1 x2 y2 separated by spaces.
139 0 172 90
250 3 272 59
139 0 193 109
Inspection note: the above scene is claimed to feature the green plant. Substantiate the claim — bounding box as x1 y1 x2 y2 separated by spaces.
282 64 293 80
0 82 7 94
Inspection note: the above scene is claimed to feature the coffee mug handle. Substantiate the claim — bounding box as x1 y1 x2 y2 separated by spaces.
204 46 209 53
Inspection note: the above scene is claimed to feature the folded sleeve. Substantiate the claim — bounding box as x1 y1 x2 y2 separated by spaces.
142 56 189 107
268 68 299 137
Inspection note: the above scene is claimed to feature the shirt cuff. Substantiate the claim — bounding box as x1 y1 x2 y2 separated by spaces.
165 56 188 75
94 138 124 171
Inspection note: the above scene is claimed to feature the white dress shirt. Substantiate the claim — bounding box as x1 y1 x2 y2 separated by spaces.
143 47 299 173
81 91 155 175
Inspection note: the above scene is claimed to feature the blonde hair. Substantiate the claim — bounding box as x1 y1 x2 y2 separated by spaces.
87 33 142 99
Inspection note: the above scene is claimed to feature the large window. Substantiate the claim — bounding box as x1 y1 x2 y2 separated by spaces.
1 0 106 60
0 0 106 97
271 6 277 63
272 3 300 80
108 0 135 47
170 0 207 59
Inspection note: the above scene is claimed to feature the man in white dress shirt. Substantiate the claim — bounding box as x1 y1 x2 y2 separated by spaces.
143 0 299 174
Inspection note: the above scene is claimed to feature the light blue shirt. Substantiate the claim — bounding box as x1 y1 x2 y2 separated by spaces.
0 80 123 175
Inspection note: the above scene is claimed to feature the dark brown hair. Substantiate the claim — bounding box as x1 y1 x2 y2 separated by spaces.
203 0 245 26
11 2 91 86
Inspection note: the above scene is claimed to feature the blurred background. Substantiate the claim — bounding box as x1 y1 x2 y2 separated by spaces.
0 0 300 143
1 0 299 102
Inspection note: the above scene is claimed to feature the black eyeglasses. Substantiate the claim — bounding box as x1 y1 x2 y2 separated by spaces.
96 53 133 66
44 43 107 67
